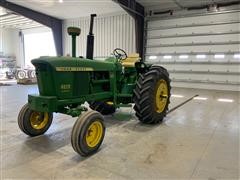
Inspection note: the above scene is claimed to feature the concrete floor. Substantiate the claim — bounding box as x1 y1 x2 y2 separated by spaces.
0 84 239 179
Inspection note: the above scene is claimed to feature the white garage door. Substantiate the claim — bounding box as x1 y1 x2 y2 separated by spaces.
145 10 240 91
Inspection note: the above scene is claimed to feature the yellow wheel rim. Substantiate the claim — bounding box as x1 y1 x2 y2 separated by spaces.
106 101 114 105
30 112 49 130
155 79 168 113
86 121 103 148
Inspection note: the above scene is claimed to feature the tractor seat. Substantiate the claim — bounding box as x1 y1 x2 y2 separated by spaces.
121 53 140 67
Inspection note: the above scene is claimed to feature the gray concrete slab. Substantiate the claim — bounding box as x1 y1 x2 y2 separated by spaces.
0 85 239 179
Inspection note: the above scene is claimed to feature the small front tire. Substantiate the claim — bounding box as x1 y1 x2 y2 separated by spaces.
71 110 105 156
18 104 53 136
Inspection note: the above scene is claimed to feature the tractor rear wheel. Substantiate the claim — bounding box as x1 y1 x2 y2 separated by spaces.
133 66 171 124
89 101 116 115
71 110 105 156
18 104 53 136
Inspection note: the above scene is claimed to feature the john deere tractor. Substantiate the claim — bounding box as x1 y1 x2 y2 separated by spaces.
18 14 171 156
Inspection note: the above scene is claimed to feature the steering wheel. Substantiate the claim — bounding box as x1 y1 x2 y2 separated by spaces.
113 48 127 61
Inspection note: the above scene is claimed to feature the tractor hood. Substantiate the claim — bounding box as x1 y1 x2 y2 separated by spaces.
31 56 119 72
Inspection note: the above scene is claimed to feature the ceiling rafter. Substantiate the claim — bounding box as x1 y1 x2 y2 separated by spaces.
0 19 34 26
0 6 43 30
1 17 30 23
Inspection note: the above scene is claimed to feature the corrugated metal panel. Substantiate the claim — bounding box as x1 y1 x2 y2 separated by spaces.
63 13 136 58
145 10 240 91
0 13 44 30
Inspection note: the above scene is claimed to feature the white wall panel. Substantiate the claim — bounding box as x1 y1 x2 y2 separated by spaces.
146 10 240 91
63 13 136 58
146 45 240 54
148 12 240 27
147 34 240 44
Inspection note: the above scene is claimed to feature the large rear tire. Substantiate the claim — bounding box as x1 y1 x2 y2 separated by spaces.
71 110 105 156
18 104 53 136
89 101 116 115
133 66 171 124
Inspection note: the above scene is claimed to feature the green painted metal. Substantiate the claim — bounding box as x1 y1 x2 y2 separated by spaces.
27 23 150 117
29 54 147 116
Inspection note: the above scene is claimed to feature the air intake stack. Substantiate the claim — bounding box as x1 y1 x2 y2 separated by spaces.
67 27 81 57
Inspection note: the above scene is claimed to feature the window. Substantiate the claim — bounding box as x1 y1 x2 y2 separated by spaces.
179 55 188 59
196 54 206 59
234 54 240 59
214 54 225 59
149 56 157 60
163 55 172 59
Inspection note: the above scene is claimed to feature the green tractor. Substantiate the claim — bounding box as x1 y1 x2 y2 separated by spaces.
18 14 171 156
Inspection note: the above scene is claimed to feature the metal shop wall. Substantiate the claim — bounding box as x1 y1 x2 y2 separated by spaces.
63 12 136 58
145 10 240 91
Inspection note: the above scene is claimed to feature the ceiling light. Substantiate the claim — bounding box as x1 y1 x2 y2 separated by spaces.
234 54 240 59
179 55 188 59
218 98 234 103
171 94 184 98
214 54 225 59
194 97 208 100
196 54 206 59
163 55 172 59
59 0 63 3
149 56 157 60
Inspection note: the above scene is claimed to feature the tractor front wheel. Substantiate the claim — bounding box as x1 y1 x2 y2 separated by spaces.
71 110 105 156
18 104 53 136
133 66 171 124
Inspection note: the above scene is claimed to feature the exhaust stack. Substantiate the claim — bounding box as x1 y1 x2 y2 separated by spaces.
86 14 97 60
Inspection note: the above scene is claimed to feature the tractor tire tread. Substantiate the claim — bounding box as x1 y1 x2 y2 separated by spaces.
133 66 171 124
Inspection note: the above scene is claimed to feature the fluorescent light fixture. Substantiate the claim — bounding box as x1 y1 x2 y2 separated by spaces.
149 56 157 60
179 55 189 59
194 97 208 100
196 54 206 59
59 0 63 3
218 98 234 103
214 54 225 59
163 55 172 59
234 54 240 59
171 94 184 98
